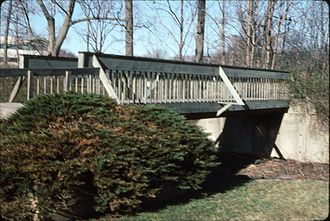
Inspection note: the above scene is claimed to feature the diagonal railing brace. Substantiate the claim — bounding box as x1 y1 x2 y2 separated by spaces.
217 66 245 116
92 55 120 104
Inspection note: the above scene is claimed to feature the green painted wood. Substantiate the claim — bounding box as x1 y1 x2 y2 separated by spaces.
98 56 218 76
0 68 99 77
21 55 78 68
80 52 289 79
156 100 290 114
0 69 26 77
1 53 290 114
221 67 289 79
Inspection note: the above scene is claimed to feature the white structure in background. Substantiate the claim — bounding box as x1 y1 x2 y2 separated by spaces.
0 36 46 65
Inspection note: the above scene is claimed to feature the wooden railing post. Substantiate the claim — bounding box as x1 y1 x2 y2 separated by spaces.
87 74 92 93
64 71 71 92
27 70 33 100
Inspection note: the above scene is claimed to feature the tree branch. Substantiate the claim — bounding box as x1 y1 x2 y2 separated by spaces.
36 0 52 21
70 17 124 26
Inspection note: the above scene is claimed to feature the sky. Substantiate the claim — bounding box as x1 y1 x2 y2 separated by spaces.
24 0 237 58
27 1 188 57
3 0 308 58
1 0 326 58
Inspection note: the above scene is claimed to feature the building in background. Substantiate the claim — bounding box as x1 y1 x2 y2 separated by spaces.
0 36 47 66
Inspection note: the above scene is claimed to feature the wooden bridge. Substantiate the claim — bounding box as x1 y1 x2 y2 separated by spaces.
0 53 290 117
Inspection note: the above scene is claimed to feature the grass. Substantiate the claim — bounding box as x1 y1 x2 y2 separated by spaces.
92 179 329 221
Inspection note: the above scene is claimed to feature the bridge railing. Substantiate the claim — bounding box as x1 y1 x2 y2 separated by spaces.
2 54 290 107
82 54 290 105
0 68 103 102
107 69 289 104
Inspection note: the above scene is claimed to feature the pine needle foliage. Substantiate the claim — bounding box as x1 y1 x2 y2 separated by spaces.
0 93 218 220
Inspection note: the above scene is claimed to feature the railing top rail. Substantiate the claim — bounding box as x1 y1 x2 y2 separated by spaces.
221 67 289 79
0 69 26 77
0 68 100 77
20 54 78 62
80 52 289 79
20 54 78 68
80 52 288 73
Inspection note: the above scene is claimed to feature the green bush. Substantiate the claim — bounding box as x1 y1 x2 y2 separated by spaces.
0 93 218 220
289 70 329 121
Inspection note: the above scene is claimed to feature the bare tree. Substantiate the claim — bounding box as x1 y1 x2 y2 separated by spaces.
219 0 226 64
148 0 196 60
3 0 13 64
125 0 133 56
164 0 186 60
319 1 329 72
1 0 45 65
203 0 228 64
195 0 205 62
77 0 120 53
17 0 35 38
250 0 260 67
245 0 253 67
36 0 126 56
146 48 168 58
235 0 253 66
239 0 264 67
179 0 184 60
261 0 275 68
271 0 291 69
36 0 76 56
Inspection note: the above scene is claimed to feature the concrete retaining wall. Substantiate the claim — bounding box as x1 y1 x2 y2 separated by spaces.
193 102 329 163
272 101 329 163
193 113 283 158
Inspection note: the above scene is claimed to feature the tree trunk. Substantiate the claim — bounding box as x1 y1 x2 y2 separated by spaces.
179 0 184 61
281 1 290 53
37 0 76 56
271 0 284 69
3 0 13 64
19 1 34 38
195 0 206 62
219 0 225 64
245 0 253 67
262 0 275 69
125 0 133 56
319 1 327 73
87 10 90 51
36 0 55 54
251 0 259 68
53 0 76 56
15 13 20 65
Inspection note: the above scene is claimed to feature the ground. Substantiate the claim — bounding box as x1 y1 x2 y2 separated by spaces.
237 158 329 180
85 155 329 221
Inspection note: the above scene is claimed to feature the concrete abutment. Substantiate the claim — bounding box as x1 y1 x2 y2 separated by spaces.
192 102 329 163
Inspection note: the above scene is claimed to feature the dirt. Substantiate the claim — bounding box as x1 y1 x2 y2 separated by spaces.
237 158 329 181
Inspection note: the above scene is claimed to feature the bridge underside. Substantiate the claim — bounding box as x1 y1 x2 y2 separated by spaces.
156 100 289 118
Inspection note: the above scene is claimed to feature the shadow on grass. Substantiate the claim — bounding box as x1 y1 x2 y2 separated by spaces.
140 152 257 213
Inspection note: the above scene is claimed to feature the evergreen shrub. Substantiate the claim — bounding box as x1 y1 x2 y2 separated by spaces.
0 93 218 220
